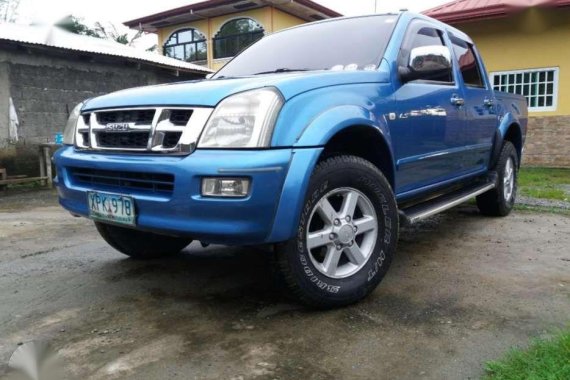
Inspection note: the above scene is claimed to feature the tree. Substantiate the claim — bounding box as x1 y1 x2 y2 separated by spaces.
93 22 143 47
0 0 20 22
56 16 145 48
56 15 101 37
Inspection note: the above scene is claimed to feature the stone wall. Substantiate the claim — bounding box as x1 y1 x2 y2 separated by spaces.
0 42 203 177
523 115 570 167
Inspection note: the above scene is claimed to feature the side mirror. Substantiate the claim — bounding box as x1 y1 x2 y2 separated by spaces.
399 45 452 83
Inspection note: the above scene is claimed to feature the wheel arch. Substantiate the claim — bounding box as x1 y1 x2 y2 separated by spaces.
491 120 524 169
318 125 396 190
267 120 396 243
293 104 396 189
503 123 523 164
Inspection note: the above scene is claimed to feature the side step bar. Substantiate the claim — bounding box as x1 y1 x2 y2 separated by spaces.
399 179 496 226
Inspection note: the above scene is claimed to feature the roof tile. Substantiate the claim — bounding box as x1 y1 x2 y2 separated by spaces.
424 0 570 23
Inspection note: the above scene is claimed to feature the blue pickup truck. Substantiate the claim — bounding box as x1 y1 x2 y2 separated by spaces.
55 12 527 308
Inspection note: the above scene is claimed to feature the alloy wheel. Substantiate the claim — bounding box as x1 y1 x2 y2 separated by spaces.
306 187 378 279
503 157 515 201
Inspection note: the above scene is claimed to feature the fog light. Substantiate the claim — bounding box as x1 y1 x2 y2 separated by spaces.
201 177 250 197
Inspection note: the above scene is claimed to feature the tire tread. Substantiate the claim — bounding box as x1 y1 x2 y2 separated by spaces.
276 154 397 309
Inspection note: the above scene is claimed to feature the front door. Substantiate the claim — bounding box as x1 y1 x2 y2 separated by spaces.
389 21 467 196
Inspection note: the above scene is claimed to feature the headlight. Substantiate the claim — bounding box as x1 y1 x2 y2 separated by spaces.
198 88 283 148
63 102 83 145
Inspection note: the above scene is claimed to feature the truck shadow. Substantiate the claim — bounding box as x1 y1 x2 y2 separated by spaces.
96 205 486 310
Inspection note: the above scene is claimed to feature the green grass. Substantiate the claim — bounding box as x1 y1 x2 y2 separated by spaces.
514 204 570 217
4 181 44 190
518 167 570 201
485 329 570 380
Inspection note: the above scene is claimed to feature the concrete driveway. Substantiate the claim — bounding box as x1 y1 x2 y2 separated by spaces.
0 190 569 379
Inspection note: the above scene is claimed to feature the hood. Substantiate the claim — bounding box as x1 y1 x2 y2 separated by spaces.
82 70 390 111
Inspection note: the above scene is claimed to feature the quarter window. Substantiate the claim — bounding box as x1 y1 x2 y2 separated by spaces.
450 36 485 88
164 29 207 63
213 18 264 59
491 68 559 112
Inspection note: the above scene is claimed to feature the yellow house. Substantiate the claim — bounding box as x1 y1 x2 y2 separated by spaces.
425 0 570 167
124 0 341 71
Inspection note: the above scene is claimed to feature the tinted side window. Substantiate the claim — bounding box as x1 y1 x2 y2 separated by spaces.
411 27 445 50
450 36 485 87
404 26 452 83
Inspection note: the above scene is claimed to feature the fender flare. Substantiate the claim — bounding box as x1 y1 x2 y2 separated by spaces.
267 106 396 242
490 112 523 168
294 105 396 186
294 105 394 150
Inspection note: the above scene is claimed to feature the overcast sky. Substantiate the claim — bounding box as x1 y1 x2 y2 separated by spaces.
15 0 449 48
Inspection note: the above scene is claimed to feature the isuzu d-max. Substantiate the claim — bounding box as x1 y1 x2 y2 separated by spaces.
55 12 527 308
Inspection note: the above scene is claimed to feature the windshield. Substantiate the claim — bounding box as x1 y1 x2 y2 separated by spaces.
213 15 399 78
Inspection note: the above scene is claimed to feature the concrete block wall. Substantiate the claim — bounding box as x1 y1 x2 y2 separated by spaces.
523 115 570 167
0 45 202 177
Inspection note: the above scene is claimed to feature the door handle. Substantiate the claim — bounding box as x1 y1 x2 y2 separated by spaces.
450 95 465 107
483 98 494 107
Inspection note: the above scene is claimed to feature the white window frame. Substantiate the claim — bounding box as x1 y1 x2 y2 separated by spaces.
490 67 559 112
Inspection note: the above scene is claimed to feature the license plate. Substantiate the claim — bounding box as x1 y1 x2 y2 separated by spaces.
88 191 136 226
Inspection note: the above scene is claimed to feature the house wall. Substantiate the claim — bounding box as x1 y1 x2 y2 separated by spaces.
0 44 201 177
456 8 570 167
272 8 306 30
157 6 305 71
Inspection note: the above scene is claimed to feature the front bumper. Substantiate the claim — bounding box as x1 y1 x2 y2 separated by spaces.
54 146 322 245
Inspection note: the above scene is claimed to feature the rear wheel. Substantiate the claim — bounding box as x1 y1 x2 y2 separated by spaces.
476 141 518 216
95 222 192 259
276 155 399 309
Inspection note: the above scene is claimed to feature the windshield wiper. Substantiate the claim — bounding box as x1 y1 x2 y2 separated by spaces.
253 68 311 75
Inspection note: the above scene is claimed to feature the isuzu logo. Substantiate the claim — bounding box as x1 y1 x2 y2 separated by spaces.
105 123 132 132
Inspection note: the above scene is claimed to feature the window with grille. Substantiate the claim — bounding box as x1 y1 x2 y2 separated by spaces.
490 68 559 112
213 18 264 59
163 29 207 63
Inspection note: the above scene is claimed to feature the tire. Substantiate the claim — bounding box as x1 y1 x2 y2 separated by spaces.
275 155 399 309
95 222 192 259
476 141 518 216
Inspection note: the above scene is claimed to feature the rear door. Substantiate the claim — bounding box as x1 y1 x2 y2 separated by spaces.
448 34 496 171
390 20 466 195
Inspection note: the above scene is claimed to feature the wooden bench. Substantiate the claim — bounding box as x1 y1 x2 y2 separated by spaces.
0 144 60 190
0 168 48 189
0 168 5 190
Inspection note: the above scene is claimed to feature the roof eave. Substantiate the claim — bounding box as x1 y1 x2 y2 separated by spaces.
0 39 212 75
123 0 342 32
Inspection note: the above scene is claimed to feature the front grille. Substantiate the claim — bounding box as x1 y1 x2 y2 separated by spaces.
80 132 90 146
169 110 193 126
96 110 155 125
75 107 207 153
69 167 175 195
163 132 182 149
97 132 149 149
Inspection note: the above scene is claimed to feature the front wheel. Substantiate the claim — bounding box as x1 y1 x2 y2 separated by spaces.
95 222 192 259
276 155 399 309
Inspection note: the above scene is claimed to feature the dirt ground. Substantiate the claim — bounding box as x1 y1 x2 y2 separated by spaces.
0 189 569 380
